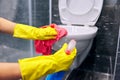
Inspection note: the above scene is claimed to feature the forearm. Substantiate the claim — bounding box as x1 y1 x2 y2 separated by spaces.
0 63 22 80
0 17 57 40
0 17 16 34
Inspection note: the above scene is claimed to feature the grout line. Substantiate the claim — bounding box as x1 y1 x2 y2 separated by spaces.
49 0 52 24
113 26 120 80
28 0 34 56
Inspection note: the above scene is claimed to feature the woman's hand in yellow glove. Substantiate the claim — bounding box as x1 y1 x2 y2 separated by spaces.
52 43 77 71
13 24 57 40
18 43 77 80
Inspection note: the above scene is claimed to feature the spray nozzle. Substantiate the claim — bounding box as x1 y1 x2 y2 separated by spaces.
65 39 76 55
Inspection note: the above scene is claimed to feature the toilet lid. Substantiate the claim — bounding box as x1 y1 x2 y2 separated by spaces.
59 0 103 25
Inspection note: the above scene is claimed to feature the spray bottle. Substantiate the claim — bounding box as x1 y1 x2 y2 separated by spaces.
66 39 76 55
45 40 77 80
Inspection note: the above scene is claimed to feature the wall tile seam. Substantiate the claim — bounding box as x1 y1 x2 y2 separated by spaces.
113 24 120 80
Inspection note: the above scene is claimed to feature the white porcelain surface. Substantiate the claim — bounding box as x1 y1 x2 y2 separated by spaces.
59 0 103 25
58 25 98 40
52 25 98 52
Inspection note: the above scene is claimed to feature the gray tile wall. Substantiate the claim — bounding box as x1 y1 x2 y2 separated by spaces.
0 0 50 60
0 0 32 62
0 0 50 62
32 0 49 27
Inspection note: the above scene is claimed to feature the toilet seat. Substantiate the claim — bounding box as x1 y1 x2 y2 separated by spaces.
59 0 103 25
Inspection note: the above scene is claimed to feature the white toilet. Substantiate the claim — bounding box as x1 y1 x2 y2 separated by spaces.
53 0 103 69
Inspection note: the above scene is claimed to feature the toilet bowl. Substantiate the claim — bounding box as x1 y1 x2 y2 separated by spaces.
53 0 103 70
53 25 98 52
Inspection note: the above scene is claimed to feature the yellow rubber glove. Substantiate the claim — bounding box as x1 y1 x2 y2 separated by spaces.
13 24 57 40
18 43 77 80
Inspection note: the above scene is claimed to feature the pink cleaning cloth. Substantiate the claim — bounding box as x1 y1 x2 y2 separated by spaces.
34 24 67 55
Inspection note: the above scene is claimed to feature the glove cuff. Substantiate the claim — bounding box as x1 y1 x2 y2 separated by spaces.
13 23 37 39
18 56 58 80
